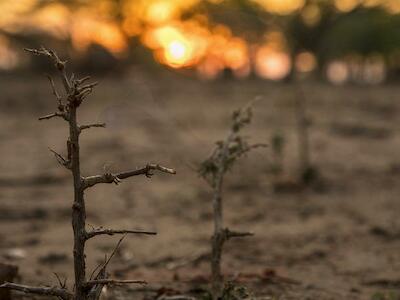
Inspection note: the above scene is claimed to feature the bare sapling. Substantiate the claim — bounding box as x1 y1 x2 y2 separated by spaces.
199 102 266 299
0 47 176 300
271 132 285 176
294 84 316 185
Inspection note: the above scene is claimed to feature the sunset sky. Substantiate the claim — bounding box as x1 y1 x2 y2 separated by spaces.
0 0 399 82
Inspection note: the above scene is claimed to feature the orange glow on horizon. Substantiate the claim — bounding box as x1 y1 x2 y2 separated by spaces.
0 0 396 81
71 11 127 55
32 4 71 38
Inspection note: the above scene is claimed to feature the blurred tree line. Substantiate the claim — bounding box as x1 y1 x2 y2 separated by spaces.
188 0 400 80
2 0 400 81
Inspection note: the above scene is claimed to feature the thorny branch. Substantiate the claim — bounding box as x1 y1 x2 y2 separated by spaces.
199 102 265 299
0 47 176 300
199 102 267 188
25 47 70 90
83 164 176 189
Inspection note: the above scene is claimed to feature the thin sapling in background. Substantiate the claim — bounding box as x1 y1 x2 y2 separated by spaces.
199 102 266 299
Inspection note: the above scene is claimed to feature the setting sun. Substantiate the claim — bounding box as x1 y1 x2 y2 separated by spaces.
165 40 192 67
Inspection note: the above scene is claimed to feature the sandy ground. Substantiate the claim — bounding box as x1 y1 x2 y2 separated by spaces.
1 70 400 299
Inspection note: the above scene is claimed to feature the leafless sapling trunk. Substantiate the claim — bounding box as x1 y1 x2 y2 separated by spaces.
294 84 315 185
0 47 175 300
199 103 266 299
0 263 18 300
271 132 285 176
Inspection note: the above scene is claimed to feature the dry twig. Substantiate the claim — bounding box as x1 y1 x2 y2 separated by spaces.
0 282 72 299
86 228 157 240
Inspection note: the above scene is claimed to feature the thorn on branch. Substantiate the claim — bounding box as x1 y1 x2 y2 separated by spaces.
77 82 98 92
53 273 67 289
106 173 122 185
89 258 106 281
91 235 126 284
49 148 70 169
77 88 93 101
76 76 91 85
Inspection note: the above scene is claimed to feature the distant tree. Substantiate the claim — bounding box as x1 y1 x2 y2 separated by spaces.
286 2 400 79
183 0 269 42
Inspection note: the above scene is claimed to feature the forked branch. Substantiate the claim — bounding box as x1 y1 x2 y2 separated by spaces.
25 47 70 91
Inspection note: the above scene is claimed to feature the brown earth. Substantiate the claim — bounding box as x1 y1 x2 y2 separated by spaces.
0 70 400 299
